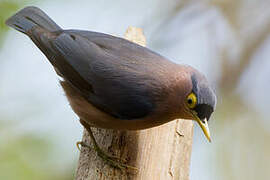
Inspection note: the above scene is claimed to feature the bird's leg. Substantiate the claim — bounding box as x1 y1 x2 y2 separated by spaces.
77 119 138 171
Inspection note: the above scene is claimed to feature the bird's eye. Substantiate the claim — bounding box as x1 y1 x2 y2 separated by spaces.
186 92 197 109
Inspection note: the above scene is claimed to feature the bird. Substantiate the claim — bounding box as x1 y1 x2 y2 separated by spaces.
6 6 217 169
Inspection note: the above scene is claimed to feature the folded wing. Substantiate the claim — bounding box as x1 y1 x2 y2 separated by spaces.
50 31 168 119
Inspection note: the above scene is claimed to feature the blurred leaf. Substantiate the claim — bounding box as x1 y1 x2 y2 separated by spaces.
0 134 73 180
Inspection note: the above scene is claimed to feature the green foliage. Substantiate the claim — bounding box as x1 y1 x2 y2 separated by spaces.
0 133 74 180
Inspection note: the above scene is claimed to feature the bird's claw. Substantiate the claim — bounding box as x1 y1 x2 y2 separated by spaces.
76 140 138 172
76 141 90 151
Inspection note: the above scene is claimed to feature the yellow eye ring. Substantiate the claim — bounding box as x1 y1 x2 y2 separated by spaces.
186 92 197 109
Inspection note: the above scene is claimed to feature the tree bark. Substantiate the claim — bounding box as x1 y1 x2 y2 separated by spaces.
75 27 194 180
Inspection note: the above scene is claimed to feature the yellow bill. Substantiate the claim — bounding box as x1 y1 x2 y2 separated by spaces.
194 116 211 142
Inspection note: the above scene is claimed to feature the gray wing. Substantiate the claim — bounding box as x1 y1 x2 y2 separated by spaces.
49 30 169 119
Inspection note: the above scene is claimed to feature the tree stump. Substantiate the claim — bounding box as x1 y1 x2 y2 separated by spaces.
75 27 194 180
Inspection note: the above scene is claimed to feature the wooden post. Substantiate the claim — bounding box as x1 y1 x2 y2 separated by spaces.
75 27 194 180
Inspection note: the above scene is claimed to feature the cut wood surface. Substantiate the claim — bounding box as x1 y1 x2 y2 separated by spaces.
75 27 194 180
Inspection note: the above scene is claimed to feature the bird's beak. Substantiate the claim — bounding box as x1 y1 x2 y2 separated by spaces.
192 113 211 142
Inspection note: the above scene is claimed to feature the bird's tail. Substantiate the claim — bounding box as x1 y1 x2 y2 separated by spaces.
5 6 61 34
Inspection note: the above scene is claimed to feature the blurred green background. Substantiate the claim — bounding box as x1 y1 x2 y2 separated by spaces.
1 0 270 179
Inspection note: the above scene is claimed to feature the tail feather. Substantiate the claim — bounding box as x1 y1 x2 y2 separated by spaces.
5 6 61 34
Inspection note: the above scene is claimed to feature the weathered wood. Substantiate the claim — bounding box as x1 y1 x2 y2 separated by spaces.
75 27 194 180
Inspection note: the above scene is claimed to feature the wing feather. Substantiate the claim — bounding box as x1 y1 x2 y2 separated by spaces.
50 30 168 119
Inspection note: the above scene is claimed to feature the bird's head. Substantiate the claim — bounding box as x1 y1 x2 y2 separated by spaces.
177 66 217 142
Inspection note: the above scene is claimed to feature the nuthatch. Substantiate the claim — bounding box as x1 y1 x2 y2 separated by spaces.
6 6 216 169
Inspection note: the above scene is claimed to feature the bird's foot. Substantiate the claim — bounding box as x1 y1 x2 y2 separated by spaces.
77 141 138 172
